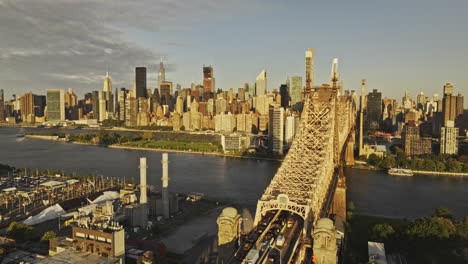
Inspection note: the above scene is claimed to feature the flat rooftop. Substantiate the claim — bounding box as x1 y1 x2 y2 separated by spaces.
37 248 119 264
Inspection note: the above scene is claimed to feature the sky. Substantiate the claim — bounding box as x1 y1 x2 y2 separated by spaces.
0 0 467 101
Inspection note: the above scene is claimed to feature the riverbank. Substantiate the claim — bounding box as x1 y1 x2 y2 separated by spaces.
23 134 282 161
109 144 282 161
352 164 468 177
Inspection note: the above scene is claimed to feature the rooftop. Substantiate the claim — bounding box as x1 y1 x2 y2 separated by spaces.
37 248 119 264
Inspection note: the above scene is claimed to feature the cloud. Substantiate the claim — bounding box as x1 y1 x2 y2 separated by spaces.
0 0 244 97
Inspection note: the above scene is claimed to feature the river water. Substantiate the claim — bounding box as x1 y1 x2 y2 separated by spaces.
0 127 467 219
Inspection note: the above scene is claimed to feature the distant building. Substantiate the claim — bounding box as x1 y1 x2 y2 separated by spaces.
366 89 382 131
269 106 284 154
0 89 4 121
279 84 290 108
158 60 165 89
305 48 314 89
135 67 147 98
290 76 302 110
203 65 215 93
255 70 267 96
284 115 299 147
46 90 65 121
402 122 432 156
160 81 173 107
440 121 459 154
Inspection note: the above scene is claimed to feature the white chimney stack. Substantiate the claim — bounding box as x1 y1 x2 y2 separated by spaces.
161 153 170 219
139 157 147 204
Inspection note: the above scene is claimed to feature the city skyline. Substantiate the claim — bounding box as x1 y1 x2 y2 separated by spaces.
0 0 467 100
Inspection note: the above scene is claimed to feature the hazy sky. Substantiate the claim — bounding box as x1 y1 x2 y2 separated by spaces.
0 0 466 101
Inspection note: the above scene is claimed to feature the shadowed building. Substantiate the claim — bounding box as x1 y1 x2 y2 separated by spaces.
46 90 65 121
135 67 147 99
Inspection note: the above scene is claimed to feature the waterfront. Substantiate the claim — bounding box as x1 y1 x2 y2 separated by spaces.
1 127 467 218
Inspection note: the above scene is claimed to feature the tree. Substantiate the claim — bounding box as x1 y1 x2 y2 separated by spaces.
456 217 468 240
41 231 57 243
7 222 35 241
142 131 155 141
367 154 381 167
370 223 395 241
405 217 455 240
433 208 453 220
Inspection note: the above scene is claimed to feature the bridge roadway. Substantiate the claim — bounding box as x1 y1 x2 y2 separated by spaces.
231 211 304 264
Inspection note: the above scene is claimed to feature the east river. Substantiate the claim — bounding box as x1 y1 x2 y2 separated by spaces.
1 127 467 219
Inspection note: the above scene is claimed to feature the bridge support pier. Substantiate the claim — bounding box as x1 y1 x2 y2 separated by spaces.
331 166 347 220
345 131 355 166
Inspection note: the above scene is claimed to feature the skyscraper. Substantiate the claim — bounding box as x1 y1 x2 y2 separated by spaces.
135 67 147 98
442 82 457 125
290 76 302 110
255 70 267 96
158 60 165 89
279 84 290 108
203 65 214 93
440 121 458 154
46 90 65 121
305 48 314 89
366 89 382 131
103 72 112 93
268 106 284 155
0 89 4 121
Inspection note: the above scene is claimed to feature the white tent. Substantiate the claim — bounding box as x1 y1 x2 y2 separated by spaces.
24 204 66 226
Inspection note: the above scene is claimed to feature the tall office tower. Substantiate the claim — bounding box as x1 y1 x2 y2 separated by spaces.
117 88 127 121
64 88 77 108
268 106 284 155
456 93 464 118
284 115 298 146
135 67 147 98
359 79 367 155
175 96 184 114
416 92 426 110
103 72 112 93
238 87 245 101
139 157 148 228
160 81 173 106
402 91 412 109
442 83 457 125
114 87 119 113
279 84 290 108
402 123 432 156
440 121 459 154
0 89 4 121
46 90 65 121
98 91 107 121
255 70 267 96
158 60 165 89
290 76 302 110
330 58 339 88
443 82 454 95
305 48 314 89
91 91 100 119
366 89 382 131
19 92 35 121
161 153 170 220
203 65 215 93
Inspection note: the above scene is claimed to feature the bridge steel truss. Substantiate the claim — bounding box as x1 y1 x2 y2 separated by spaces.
254 87 355 234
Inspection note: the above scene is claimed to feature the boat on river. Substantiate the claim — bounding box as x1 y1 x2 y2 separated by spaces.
388 168 413 176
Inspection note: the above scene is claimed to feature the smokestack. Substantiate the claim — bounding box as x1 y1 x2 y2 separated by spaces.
139 157 147 204
161 153 170 219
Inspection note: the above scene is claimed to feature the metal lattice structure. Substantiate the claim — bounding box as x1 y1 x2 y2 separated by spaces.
255 88 356 230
